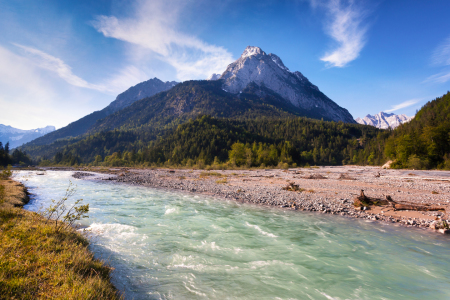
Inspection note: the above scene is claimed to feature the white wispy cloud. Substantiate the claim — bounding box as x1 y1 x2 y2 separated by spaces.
432 36 450 66
91 0 234 81
311 0 369 67
0 45 112 129
426 36 450 83
12 43 150 94
13 43 109 92
385 99 421 113
424 71 450 84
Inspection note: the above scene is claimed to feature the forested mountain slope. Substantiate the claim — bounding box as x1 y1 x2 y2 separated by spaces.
383 92 450 169
42 115 381 167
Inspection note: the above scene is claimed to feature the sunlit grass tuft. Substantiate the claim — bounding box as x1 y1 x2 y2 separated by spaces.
0 179 122 299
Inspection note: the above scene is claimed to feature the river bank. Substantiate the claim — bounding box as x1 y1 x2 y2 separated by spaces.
0 177 121 299
17 169 450 299
72 165 450 232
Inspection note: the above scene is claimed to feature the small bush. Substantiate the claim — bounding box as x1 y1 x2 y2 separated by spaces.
282 182 305 192
0 165 13 180
407 155 429 170
43 181 89 233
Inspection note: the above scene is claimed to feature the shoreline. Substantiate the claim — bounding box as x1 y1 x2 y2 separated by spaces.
0 177 121 299
70 166 450 233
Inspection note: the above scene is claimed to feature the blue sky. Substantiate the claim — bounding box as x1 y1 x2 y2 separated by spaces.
1 0 449 129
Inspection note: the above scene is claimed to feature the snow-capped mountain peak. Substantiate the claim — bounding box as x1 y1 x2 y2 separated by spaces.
217 46 355 123
0 124 56 148
241 46 266 58
355 112 414 129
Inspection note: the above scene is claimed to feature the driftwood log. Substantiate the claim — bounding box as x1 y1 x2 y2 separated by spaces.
354 190 390 207
354 190 446 213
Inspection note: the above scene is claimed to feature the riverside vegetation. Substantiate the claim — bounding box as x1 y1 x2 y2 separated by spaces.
0 141 31 167
0 168 121 299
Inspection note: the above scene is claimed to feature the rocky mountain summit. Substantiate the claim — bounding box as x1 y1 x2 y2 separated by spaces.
106 78 179 113
355 112 413 129
210 46 355 123
0 124 55 148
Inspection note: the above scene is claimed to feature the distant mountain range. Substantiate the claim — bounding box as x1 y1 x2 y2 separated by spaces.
0 125 55 148
355 112 413 129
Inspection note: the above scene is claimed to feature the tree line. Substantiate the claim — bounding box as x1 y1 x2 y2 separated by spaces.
43 115 384 168
0 142 32 167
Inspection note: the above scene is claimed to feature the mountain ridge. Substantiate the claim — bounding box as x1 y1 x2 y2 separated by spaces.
21 78 179 148
0 125 55 148
216 46 355 123
355 112 413 129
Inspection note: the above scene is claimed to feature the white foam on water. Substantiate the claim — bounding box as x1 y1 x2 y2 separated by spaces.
234 247 243 254
245 222 278 238
200 240 220 251
419 266 438 278
348 266 359 272
249 260 294 269
164 206 178 215
316 290 339 300
183 281 207 297
170 254 206 271
305 255 317 261
83 222 141 242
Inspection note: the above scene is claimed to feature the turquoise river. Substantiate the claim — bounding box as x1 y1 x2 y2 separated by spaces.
16 171 450 299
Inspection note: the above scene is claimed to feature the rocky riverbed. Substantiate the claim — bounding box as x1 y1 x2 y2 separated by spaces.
72 166 450 232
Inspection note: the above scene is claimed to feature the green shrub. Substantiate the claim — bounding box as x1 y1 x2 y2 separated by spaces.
0 165 13 180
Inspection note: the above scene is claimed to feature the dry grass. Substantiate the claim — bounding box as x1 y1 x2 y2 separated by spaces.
0 179 121 299
200 171 223 178
215 178 228 184
282 182 305 192
0 179 29 208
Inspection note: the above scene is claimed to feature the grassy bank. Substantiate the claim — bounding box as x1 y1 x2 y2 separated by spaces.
0 177 121 299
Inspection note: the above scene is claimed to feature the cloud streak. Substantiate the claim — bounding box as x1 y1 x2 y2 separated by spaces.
426 36 450 83
432 36 450 66
92 0 234 81
385 99 421 113
311 0 369 67
13 43 109 92
12 43 150 94
0 45 112 129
